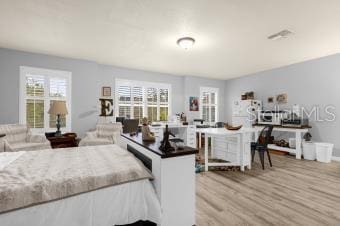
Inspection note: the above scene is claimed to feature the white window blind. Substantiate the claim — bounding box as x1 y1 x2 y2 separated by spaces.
200 87 218 124
116 79 171 122
20 66 72 132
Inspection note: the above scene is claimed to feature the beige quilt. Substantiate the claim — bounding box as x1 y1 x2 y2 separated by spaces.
0 145 153 214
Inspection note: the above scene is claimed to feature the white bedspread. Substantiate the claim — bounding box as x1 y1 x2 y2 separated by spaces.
0 145 154 213
0 179 161 226
0 151 26 170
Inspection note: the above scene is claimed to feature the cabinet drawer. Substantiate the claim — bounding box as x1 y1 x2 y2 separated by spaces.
225 136 238 143
227 143 238 153
214 142 228 150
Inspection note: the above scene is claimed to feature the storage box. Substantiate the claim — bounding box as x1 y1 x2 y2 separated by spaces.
315 143 334 163
302 142 316 160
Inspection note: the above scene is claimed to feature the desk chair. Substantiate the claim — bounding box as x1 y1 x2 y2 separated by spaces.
251 125 274 170
215 122 224 128
123 119 140 134
116 117 125 124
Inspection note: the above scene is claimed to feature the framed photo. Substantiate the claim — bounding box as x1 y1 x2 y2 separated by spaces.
189 97 199 111
276 93 288 104
102 87 111 97
267 97 274 103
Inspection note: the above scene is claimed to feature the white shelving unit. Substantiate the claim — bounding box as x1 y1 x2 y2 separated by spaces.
254 125 309 159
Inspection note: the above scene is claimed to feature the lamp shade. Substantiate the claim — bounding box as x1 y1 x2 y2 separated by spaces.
48 101 68 115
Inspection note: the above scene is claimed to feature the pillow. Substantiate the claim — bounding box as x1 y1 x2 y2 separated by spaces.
96 123 121 142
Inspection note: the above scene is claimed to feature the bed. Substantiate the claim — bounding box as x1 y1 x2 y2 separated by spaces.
0 145 161 226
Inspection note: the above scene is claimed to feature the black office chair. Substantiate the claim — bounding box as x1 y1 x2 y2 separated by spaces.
116 117 125 124
251 125 274 170
123 119 139 134
215 122 224 128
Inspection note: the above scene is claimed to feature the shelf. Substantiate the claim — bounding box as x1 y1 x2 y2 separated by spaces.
268 144 296 153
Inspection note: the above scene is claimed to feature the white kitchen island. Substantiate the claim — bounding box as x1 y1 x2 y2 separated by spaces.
200 128 255 172
121 133 198 226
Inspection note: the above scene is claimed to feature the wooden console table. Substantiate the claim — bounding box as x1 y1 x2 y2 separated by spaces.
0 134 6 152
121 133 198 226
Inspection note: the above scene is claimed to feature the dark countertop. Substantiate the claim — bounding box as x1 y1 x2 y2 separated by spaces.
122 133 198 159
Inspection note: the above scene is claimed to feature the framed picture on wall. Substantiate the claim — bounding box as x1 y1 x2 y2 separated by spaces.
102 87 111 97
276 93 288 104
189 96 199 111
267 96 274 103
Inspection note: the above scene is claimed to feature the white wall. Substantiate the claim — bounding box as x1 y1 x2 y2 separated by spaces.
0 48 223 136
225 54 340 157
184 76 225 123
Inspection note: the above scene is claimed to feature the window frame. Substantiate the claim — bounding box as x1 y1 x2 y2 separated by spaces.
115 79 171 122
19 66 72 133
200 86 219 124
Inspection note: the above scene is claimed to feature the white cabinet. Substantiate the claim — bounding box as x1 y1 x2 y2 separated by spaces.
212 135 240 163
150 127 163 140
122 135 197 226
185 125 197 148
150 125 196 148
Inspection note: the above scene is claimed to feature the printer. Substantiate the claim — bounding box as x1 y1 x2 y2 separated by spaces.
282 113 309 128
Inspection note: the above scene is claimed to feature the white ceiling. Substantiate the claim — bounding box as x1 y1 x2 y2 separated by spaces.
0 0 340 80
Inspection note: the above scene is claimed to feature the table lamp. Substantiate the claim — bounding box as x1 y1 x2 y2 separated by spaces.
48 101 68 136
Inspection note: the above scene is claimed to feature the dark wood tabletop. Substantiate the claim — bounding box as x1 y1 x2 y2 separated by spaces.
46 134 79 149
122 133 198 159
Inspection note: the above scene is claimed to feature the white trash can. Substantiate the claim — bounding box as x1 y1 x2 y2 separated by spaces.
315 143 334 163
302 142 316 160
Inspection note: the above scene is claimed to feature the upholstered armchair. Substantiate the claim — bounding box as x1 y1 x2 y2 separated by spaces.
0 124 51 152
79 123 123 147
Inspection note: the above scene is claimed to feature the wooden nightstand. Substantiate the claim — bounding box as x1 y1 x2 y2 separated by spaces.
0 134 6 152
46 133 80 149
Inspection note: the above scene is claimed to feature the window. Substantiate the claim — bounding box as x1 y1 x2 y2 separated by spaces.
200 87 218 124
20 66 72 132
116 79 171 122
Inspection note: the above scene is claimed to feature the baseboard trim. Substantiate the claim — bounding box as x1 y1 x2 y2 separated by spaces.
331 156 340 162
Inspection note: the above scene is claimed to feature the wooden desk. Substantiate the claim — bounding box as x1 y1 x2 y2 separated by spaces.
121 133 197 226
47 135 79 149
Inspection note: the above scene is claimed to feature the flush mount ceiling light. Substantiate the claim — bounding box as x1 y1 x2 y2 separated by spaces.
268 29 293 40
177 37 195 49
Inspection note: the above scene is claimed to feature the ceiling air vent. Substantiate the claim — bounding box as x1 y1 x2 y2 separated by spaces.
268 30 293 40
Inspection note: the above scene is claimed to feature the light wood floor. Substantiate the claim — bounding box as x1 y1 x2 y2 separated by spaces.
196 154 340 226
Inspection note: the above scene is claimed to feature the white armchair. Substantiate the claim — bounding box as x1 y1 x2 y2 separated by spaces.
0 124 51 152
79 123 123 147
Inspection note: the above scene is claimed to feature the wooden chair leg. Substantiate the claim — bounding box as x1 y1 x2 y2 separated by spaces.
266 150 272 167
259 151 265 170
251 148 255 163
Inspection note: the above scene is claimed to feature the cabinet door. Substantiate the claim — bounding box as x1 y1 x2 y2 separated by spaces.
186 126 196 148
